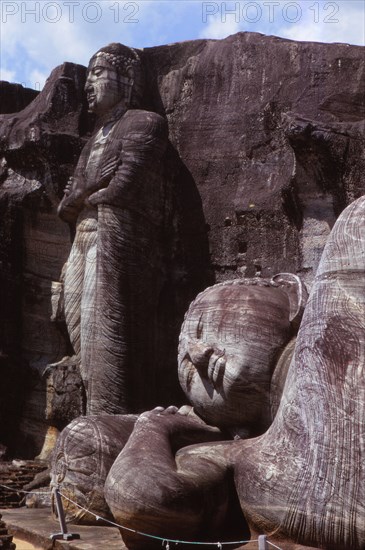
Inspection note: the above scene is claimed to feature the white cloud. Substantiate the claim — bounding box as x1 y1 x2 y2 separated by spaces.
200 16 240 40
0 67 16 82
0 1 137 88
29 69 48 91
278 1 365 46
0 1 363 89
198 0 365 45
1 1 204 89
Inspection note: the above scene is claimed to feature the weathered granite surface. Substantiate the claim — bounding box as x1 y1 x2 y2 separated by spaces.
52 190 365 548
58 44 174 417
0 33 364 457
0 63 90 457
143 34 365 286
0 82 39 115
51 273 305 543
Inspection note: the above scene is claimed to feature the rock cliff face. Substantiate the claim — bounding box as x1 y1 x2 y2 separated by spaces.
0 82 39 114
0 32 364 456
0 62 90 456
143 33 365 285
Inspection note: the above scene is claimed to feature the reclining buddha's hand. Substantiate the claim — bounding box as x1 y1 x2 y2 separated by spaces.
137 405 222 438
136 405 224 450
105 406 234 547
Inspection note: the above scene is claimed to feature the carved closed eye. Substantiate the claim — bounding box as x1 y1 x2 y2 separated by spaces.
92 67 105 76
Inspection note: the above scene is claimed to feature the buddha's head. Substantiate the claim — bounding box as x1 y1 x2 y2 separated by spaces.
178 275 307 436
85 43 143 116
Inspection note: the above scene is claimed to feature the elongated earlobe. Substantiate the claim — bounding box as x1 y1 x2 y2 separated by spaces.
271 273 308 331
125 66 134 106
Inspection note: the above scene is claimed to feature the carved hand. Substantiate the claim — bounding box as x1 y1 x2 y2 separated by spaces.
58 177 86 223
104 406 232 546
86 185 118 207
135 406 224 451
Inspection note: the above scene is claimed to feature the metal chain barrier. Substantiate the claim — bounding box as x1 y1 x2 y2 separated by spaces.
0 482 283 549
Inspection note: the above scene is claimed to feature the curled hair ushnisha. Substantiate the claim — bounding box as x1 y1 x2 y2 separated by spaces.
95 49 140 73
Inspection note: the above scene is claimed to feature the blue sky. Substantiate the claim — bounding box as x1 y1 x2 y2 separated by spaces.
1 1 364 90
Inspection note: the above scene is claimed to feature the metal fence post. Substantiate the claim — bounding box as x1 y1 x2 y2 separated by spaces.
51 487 80 542
258 535 268 550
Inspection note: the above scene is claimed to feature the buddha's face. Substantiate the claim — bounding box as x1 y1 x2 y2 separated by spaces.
178 284 292 434
85 53 131 115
